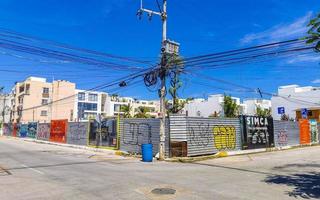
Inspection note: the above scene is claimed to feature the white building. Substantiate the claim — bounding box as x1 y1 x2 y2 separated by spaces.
183 94 242 117
243 99 272 115
105 95 160 118
271 85 320 120
74 89 108 121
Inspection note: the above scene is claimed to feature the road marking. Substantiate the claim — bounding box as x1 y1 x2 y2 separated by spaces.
21 164 44 175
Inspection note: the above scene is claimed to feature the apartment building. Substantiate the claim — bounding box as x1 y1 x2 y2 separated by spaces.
105 95 160 117
11 77 75 123
73 89 108 121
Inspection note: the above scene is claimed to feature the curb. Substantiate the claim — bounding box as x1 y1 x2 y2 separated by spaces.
6 136 126 155
166 144 320 163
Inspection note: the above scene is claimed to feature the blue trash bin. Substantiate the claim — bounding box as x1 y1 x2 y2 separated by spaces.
141 143 153 162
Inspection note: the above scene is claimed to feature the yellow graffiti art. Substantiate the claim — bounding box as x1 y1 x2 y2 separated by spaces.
213 126 236 150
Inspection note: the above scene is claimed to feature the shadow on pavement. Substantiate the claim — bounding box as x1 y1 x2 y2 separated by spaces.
265 171 320 199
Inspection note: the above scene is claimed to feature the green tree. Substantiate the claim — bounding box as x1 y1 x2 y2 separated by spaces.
306 13 320 51
120 104 132 118
256 106 271 117
134 106 151 118
168 55 185 114
223 95 239 118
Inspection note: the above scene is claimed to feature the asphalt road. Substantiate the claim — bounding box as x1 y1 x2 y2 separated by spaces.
0 137 320 200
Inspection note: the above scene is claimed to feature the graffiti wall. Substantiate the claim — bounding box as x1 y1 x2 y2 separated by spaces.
50 119 67 143
89 118 117 147
274 121 300 147
241 116 274 149
19 124 28 138
37 123 50 141
3 123 13 136
309 119 319 144
67 122 88 146
186 117 242 156
169 115 242 157
27 122 37 138
119 118 169 156
299 119 310 145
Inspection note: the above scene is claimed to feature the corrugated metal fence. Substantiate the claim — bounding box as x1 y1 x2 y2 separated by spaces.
274 120 300 147
169 115 242 157
119 118 169 156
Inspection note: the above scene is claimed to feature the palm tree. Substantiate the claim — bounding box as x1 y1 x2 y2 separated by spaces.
134 106 151 118
120 104 132 118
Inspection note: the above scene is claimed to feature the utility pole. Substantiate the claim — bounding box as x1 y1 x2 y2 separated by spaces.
137 0 167 160
159 0 167 161
0 87 5 124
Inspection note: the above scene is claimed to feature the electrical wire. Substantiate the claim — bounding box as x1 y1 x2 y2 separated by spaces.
13 65 159 114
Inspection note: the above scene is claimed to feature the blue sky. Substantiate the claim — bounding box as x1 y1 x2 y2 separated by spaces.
0 0 320 100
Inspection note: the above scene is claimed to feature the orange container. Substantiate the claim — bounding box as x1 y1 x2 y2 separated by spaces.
299 119 310 145
50 119 68 143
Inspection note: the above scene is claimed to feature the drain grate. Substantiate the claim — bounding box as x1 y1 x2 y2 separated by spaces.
151 188 176 195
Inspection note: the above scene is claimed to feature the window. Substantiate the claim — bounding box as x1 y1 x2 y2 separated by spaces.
78 102 97 111
43 87 49 94
114 104 121 112
42 87 49 98
41 99 48 105
19 85 24 93
78 92 85 101
18 96 23 104
89 93 98 102
25 84 30 94
40 110 47 116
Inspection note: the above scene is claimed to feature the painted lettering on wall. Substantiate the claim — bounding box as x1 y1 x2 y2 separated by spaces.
213 125 236 150
19 124 28 137
277 130 288 145
27 122 37 138
123 122 151 146
37 123 50 140
189 123 211 147
69 123 87 141
241 116 274 149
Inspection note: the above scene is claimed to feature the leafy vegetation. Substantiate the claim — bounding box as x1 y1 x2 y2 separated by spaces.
223 95 239 117
256 106 271 117
134 106 151 118
168 55 185 114
306 13 320 51
120 104 132 118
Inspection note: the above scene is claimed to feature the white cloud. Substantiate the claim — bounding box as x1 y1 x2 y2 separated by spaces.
287 54 320 64
240 12 313 45
312 79 320 84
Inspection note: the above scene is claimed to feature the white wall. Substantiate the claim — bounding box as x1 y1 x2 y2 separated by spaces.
243 99 271 115
271 85 320 120
184 94 241 117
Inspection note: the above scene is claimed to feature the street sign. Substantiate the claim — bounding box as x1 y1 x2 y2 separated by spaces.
301 108 308 119
277 107 285 114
